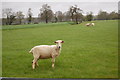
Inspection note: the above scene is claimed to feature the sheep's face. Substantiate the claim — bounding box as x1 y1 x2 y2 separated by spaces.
54 40 64 49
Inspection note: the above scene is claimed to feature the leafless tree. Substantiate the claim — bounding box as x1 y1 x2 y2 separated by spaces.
27 8 33 24
69 5 82 24
55 11 64 22
39 4 54 23
63 11 71 21
85 12 93 21
97 10 109 20
2 8 16 25
108 11 118 20
16 11 24 24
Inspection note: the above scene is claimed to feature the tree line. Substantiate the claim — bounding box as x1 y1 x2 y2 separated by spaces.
2 4 119 25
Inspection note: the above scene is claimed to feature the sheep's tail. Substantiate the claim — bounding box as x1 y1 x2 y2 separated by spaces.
29 48 33 53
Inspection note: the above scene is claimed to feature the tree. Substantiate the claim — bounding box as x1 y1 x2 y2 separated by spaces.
16 11 24 24
108 11 118 20
69 6 74 21
55 11 64 22
53 14 58 23
85 12 93 21
27 8 33 24
97 10 109 20
2 8 16 25
63 11 71 21
39 4 53 23
69 5 82 24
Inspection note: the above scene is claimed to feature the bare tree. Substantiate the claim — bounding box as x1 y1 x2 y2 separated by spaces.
2 8 16 25
69 6 74 21
39 4 53 23
97 10 109 20
27 8 33 24
85 12 93 21
108 11 118 20
16 11 24 24
53 14 58 23
69 5 82 24
55 11 64 22
63 11 71 21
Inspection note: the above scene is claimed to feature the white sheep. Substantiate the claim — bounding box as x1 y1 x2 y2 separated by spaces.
29 40 64 69
91 23 95 26
85 23 95 26
85 23 91 26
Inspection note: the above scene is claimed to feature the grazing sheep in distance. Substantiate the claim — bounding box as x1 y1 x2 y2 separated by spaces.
85 23 91 26
29 40 64 69
91 23 95 26
85 23 95 26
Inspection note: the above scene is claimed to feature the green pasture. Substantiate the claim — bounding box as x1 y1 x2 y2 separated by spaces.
2 20 118 78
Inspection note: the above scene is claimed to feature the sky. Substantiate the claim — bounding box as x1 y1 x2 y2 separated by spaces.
1 0 119 18
1 0 120 2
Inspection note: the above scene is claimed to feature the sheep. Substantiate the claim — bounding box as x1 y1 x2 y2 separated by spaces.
29 40 64 69
85 23 95 26
91 23 95 26
85 23 91 26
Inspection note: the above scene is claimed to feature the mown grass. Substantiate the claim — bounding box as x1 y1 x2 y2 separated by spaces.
2 20 118 78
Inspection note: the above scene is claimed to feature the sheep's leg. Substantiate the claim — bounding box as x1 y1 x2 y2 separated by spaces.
52 57 55 68
32 58 38 69
35 59 39 67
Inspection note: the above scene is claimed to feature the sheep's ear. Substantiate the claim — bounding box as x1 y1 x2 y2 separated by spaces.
61 41 64 43
54 41 57 43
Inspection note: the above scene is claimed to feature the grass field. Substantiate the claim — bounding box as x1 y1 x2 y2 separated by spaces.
2 20 118 78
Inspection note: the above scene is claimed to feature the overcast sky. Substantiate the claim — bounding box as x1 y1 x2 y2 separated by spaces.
1 0 120 2
1 0 119 18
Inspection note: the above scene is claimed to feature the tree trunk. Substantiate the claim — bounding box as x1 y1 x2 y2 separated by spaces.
71 13 74 21
75 15 78 24
46 18 48 23
19 19 21 24
7 15 9 25
45 11 48 23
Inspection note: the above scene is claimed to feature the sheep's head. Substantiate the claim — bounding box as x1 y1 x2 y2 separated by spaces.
54 40 64 49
